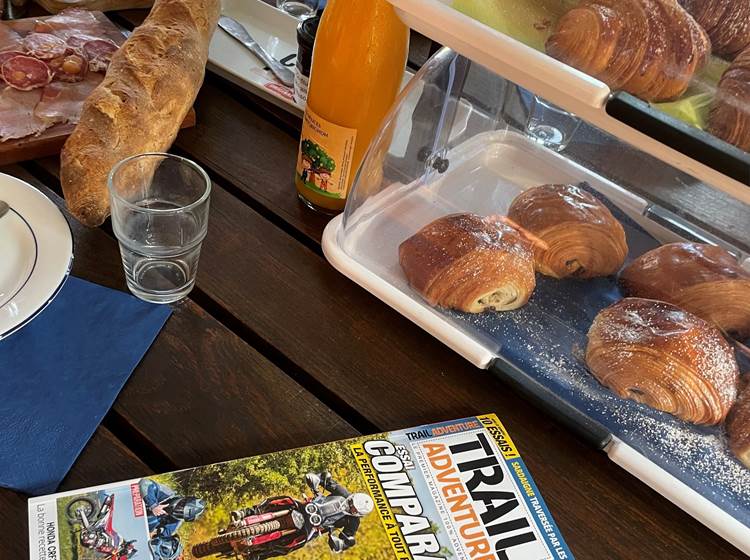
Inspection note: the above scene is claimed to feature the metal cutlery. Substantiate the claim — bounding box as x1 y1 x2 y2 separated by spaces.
0 200 9 220
218 15 295 87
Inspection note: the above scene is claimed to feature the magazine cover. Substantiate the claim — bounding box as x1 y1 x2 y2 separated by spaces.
28 414 572 560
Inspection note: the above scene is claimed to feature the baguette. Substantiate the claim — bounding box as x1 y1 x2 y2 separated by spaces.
61 0 220 226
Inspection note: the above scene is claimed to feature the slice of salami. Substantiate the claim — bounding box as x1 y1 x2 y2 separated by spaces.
22 33 68 60
0 51 25 85
1 55 52 91
48 53 87 83
83 39 118 73
0 50 25 84
0 50 25 66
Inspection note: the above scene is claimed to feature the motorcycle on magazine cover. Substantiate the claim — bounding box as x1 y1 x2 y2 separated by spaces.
192 473 374 559
66 494 137 559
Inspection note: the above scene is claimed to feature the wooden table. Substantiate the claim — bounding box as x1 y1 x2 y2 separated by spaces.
1 8 748 560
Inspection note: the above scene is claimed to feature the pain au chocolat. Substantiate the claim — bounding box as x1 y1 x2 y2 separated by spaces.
728 377 750 468
507 183 628 279
398 213 537 313
620 242 750 338
586 298 739 425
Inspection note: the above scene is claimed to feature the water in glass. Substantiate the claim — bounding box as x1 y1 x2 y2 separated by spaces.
109 154 211 304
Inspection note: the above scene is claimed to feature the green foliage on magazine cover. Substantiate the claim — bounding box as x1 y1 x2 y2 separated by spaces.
152 438 396 560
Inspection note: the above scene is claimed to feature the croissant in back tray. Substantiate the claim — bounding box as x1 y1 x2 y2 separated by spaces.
398 213 537 313
546 0 710 102
680 0 750 60
508 183 628 279
708 47 750 152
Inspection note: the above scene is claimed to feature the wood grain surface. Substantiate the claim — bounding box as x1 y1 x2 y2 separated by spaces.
1 5 748 560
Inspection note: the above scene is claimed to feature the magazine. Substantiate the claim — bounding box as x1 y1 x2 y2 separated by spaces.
28 414 572 560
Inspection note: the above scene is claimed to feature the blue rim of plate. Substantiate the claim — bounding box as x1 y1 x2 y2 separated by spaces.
0 208 74 342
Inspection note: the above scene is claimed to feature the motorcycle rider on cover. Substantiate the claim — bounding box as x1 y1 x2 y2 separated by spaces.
139 478 206 560
225 471 374 558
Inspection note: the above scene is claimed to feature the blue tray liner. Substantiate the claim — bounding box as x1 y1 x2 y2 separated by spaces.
441 187 750 528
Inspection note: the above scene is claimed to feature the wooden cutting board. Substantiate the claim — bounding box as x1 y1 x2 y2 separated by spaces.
0 12 196 166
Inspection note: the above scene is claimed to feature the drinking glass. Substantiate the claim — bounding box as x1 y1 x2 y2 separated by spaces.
108 153 211 304
276 0 318 19
524 95 581 152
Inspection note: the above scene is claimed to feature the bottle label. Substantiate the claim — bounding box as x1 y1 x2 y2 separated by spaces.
296 107 357 199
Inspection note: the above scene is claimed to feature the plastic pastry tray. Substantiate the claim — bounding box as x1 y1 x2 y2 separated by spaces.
323 129 750 554
386 0 750 202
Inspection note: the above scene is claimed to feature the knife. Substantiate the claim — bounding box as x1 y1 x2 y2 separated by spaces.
219 15 295 87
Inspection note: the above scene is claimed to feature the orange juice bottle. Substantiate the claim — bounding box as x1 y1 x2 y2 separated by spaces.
295 0 408 213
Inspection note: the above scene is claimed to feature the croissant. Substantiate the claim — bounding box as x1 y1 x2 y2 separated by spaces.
727 376 750 468
398 213 536 313
620 242 750 338
708 47 750 152
586 298 739 425
680 0 750 60
507 183 628 279
546 0 710 102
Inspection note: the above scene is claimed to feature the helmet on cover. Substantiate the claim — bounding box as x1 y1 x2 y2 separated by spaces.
149 535 183 560
170 497 205 522
346 493 374 517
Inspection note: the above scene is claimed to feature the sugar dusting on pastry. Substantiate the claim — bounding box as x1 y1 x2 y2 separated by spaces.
588 298 739 417
453 305 750 510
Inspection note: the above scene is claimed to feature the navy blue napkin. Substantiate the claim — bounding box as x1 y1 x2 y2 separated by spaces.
0 277 171 495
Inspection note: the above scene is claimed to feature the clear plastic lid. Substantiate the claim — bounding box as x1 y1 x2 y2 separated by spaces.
335 47 750 542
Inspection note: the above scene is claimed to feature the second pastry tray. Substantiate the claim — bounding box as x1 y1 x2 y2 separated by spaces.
386 0 750 202
322 129 750 554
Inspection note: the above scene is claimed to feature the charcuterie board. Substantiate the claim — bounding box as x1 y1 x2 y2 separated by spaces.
0 11 195 166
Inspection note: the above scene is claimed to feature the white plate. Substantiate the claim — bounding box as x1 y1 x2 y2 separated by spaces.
0 173 73 340
210 0 303 115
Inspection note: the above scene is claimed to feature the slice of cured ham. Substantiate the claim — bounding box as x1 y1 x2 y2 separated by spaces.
0 87 49 142
33 9 104 41
34 73 102 126
67 34 100 48
0 23 22 51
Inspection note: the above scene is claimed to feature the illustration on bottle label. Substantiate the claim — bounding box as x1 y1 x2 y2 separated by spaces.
296 107 357 199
